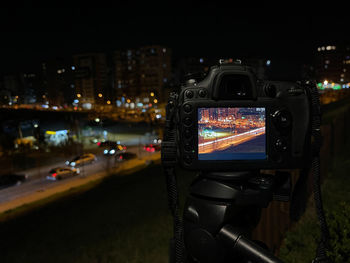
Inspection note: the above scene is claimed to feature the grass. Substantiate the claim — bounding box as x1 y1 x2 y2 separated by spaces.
279 154 350 262
0 163 196 263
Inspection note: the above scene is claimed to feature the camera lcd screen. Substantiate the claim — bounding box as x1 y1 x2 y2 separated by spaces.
198 107 266 160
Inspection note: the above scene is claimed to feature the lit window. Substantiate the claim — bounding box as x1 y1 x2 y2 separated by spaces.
317 47 321 52
325 60 330 64
340 78 344 82
326 46 331 50
199 58 204 63
332 46 336 50
57 70 62 74
324 65 328 69
321 47 325 51
162 48 166 53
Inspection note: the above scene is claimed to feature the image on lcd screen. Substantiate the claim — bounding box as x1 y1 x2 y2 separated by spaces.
198 107 266 160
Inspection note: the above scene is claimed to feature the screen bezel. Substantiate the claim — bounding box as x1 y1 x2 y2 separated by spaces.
197 107 267 161
181 100 274 171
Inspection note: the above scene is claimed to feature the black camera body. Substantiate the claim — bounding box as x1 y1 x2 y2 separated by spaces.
175 64 312 171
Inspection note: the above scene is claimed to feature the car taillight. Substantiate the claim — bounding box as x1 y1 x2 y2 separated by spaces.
123 146 126 150
52 173 57 177
119 156 123 160
97 142 101 146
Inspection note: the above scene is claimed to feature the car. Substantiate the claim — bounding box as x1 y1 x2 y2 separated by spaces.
65 153 97 167
143 144 161 153
103 143 127 156
47 167 79 180
152 138 162 144
115 152 137 162
0 174 28 189
97 140 116 147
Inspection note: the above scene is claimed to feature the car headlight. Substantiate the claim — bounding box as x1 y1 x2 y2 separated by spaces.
104 149 108 154
65 161 69 165
71 162 76 167
109 149 116 154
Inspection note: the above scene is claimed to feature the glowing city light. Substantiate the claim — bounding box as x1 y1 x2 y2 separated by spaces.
77 94 81 98
98 93 103 98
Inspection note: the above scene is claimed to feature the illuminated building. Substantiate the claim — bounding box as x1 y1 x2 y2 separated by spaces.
73 53 108 106
113 49 141 99
1 73 41 104
315 44 350 83
41 57 75 105
113 45 172 102
202 109 209 121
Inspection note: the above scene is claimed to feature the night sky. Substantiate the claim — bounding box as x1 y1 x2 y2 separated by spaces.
1 6 349 75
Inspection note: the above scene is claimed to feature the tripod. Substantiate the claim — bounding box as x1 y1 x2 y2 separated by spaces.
183 170 290 263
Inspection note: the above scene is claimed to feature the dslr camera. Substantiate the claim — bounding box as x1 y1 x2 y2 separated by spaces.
173 62 312 171
162 61 324 263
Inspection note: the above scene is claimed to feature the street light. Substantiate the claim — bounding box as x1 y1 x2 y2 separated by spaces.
150 92 154 97
154 99 158 104
107 100 111 105
77 94 81 98
98 93 103 98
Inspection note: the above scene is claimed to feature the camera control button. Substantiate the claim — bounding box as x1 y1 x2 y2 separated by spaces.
184 155 192 164
184 117 192 126
184 129 192 138
183 104 192 113
185 90 194 99
184 142 193 152
198 89 207 97
275 138 287 152
273 110 292 129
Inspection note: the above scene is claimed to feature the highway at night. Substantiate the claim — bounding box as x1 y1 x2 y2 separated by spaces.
198 127 265 154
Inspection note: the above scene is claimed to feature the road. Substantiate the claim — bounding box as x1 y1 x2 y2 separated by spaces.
0 145 158 205
198 127 265 154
